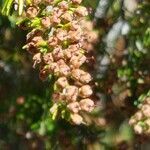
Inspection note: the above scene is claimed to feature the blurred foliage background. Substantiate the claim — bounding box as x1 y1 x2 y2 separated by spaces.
0 0 150 149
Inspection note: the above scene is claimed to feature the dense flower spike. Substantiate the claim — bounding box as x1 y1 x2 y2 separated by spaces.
129 95 150 135
22 0 98 124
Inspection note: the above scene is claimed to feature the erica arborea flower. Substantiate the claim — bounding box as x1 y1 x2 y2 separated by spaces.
26 6 39 18
63 86 79 102
79 98 94 112
79 85 93 98
70 114 83 125
56 77 69 88
129 95 150 135
67 102 81 113
22 0 97 125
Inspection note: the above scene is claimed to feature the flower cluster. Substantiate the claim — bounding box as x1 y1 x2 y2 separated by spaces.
129 96 150 135
22 0 97 124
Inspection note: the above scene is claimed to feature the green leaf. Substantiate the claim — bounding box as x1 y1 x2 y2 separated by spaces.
18 0 24 15
1 0 13 16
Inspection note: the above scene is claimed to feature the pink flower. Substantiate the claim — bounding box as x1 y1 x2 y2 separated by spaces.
79 98 94 112
26 6 39 18
58 1 69 10
70 21 80 30
50 15 61 24
53 7 64 17
48 37 58 47
71 0 82 4
26 29 43 42
57 59 70 76
134 112 143 121
79 85 93 98
31 36 43 44
70 114 83 125
25 42 39 54
44 0 54 4
63 86 78 102
63 44 79 59
80 71 92 84
67 102 81 113
39 67 49 80
146 97 150 104
56 29 68 41
52 92 64 102
61 12 73 22
41 17 51 28
56 77 68 88
75 6 88 17
145 119 150 126
50 62 59 74
129 117 136 125
69 53 86 68
68 30 82 42
71 69 92 83
142 104 150 117
52 46 64 61
59 64 70 76
43 53 54 64
33 53 41 68
134 124 143 134
33 0 42 5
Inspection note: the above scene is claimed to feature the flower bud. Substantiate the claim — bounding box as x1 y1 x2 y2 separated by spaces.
63 86 78 102
67 102 80 113
71 69 83 80
25 42 39 54
141 104 150 117
53 7 63 17
39 67 49 80
68 30 82 42
57 60 70 76
31 36 43 44
129 117 136 125
48 37 58 47
56 29 68 41
70 114 83 125
80 71 92 84
52 46 64 61
79 98 94 112
44 0 54 4
43 53 54 64
70 53 86 68
58 1 69 10
145 119 150 126
56 77 68 88
79 85 93 98
61 12 73 23
145 97 150 104
63 45 78 59
134 124 143 134
26 6 39 18
71 0 82 4
134 112 143 121
41 17 51 28
72 69 92 83
33 0 42 5
75 6 88 17
70 21 80 30
50 15 61 24
33 53 41 68
26 29 43 42
52 93 64 102
50 62 59 74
